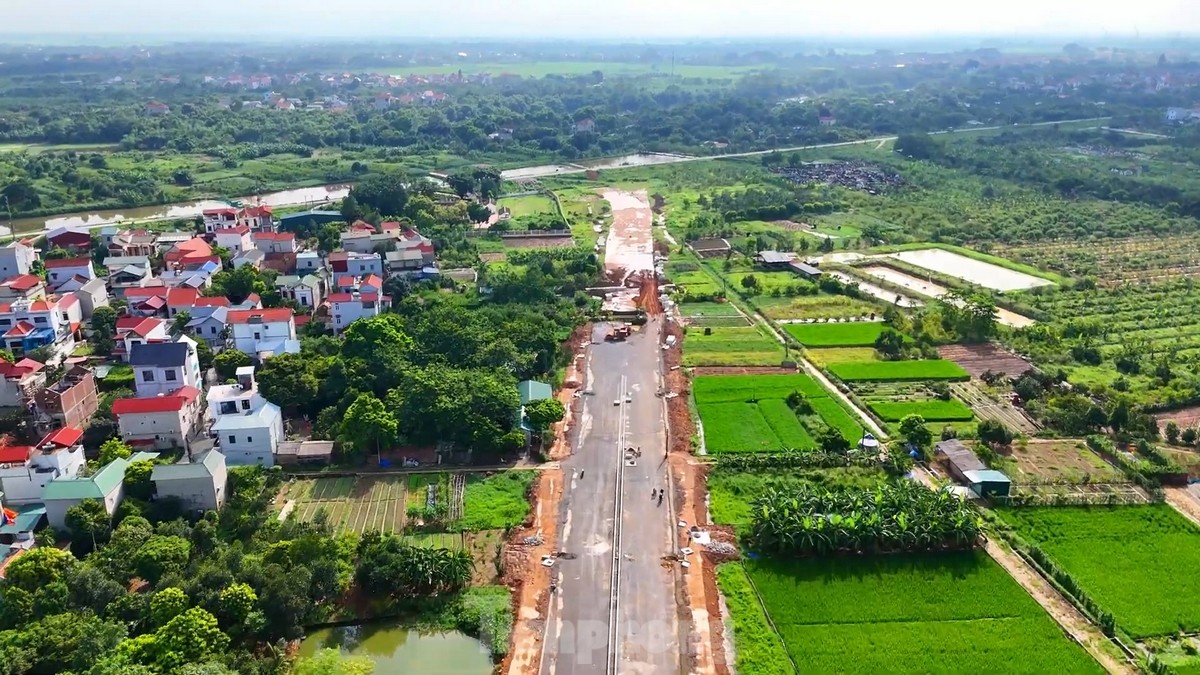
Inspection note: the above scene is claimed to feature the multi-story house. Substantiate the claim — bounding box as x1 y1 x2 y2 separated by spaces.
129 340 202 398
227 308 299 358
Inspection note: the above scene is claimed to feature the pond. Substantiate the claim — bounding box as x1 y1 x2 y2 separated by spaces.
297 621 494 674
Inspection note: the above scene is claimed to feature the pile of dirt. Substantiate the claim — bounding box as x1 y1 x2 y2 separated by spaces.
670 453 730 674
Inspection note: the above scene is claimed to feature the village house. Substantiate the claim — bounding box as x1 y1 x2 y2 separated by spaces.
328 251 384 277
295 251 323 274
327 275 389 334
113 316 168 362
104 256 156 297
202 207 239 233
186 307 230 349
151 450 228 512
41 451 159 528
0 296 81 356
154 231 194 253
112 386 202 451
215 226 253 254
107 230 158 257
68 278 109 320
0 427 86 505
33 365 99 431
0 275 47 302
231 248 266 270
44 258 95 292
160 260 219 290
164 237 214 268
274 274 326 310
129 340 202 398
0 241 36 280
227 308 299 358
142 101 170 116
253 231 298 254
0 358 45 408
44 227 93 253
207 367 284 466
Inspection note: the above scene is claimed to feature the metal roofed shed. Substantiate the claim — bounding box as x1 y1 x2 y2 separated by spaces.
934 438 987 483
788 260 823 279
962 469 1012 498
756 250 798 266
518 380 553 405
275 440 335 465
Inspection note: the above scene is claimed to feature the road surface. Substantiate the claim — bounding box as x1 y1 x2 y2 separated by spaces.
502 116 1112 180
541 319 681 675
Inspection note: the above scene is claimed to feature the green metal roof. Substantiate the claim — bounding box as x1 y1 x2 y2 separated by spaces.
963 469 1012 484
0 505 45 534
518 380 552 405
43 452 159 502
152 450 224 482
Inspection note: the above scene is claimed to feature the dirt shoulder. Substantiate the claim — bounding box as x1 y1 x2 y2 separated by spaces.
501 468 563 675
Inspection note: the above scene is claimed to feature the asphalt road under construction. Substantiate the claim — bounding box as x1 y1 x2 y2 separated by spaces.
540 318 682 675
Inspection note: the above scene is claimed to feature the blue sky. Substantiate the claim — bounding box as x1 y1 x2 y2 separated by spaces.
5 0 1198 38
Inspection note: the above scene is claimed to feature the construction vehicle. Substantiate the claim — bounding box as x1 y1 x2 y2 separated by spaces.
605 325 632 341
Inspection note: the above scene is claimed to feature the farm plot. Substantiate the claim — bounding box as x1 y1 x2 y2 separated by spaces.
998 234 1200 286
756 292 883 321
678 301 751 328
997 439 1126 485
1000 505 1200 638
783 321 898 347
709 465 891 532
829 359 969 382
951 382 1040 435
887 248 1056 292
868 399 974 422
739 552 1102 674
694 374 864 452
938 343 1035 379
683 324 786 366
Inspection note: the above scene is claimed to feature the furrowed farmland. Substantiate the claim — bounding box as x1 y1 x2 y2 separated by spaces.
694 374 864 452
742 552 1102 674
999 505 1200 639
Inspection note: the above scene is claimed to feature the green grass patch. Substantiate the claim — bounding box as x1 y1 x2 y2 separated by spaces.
999 505 1200 638
709 466 890 531
498 194 556 218
757 294 882 321
804 347 877 367
807 396 866 442
757 399 815 449
783 321 901 347
455 471 537 532
869 399 975 422
747 551 1102 674
696 402 782 453
829 360 970 382
716 564 793 675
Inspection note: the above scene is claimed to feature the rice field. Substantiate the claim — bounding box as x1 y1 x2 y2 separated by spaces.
737 552 1103 674
1000 505 1200 638
683 324 785 366
828 359 970 382
868 399 976 422
694 374 864 452
783 321 899 347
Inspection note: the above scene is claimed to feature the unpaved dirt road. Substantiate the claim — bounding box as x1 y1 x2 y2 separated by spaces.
603 189 655 279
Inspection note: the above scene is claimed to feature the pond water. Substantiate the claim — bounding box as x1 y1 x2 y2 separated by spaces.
297 622 494 675
6 184 351 235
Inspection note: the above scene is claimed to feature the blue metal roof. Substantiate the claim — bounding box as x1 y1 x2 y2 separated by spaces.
963 469 1012 484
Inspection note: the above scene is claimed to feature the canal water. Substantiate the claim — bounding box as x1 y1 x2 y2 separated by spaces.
6 184 352 234
297 621 494 674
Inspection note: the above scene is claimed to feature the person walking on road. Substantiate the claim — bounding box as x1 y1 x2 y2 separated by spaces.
579 470 585 480
657 492 664 507
651 488 657 500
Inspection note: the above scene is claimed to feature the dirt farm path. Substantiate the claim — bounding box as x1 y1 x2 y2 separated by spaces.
1165 487 1200 528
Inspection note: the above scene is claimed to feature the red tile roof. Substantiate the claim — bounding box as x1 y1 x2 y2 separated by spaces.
4 321 35 338
44 257 92 269
39 426 82 448
337 275 355 288
227 308 293 324
215 225 251 236
242 205 273 217
0 446 32 464
361 274 383 288
0 358 44 379
254 232 294 242
112 386 199 415
165 288 201 306
349 220 376 233
2 275 42 292
327 293 354 303
138 296 167 310
116 316 165 337
380 221 401 232
193 296 231 308
294 314 311 328
203 208 238 216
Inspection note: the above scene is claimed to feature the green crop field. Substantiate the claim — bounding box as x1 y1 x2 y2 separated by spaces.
739 552 1102 674
497 194 556 218
783 322 901 347
683 325 784 366
829 360 970 382
1000 505 1200 638
693 374 827 404
695 374 864 452
717 565 794 675
757 294 882 322
709 466 890 531
869 399 975 422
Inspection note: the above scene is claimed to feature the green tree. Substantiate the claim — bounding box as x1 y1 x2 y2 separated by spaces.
132 536 191 584
339 193 362 222
90 305 119 354
3 547 75 592
1183 428 1198 446
152 608 230 672
348 173 409 217
98 438 133 465
214 349 252 380
65 498 112 553
1165 421 1181 445
217 582 257 625
524 398 566 430
341 393 397 460
294 648 376 675
171 310 191 335
898 414 932 449
873 329 905 360
123 459 155 501
149 587 189 627
977 419 1014 447
815 424 850 454
256 352 323 412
